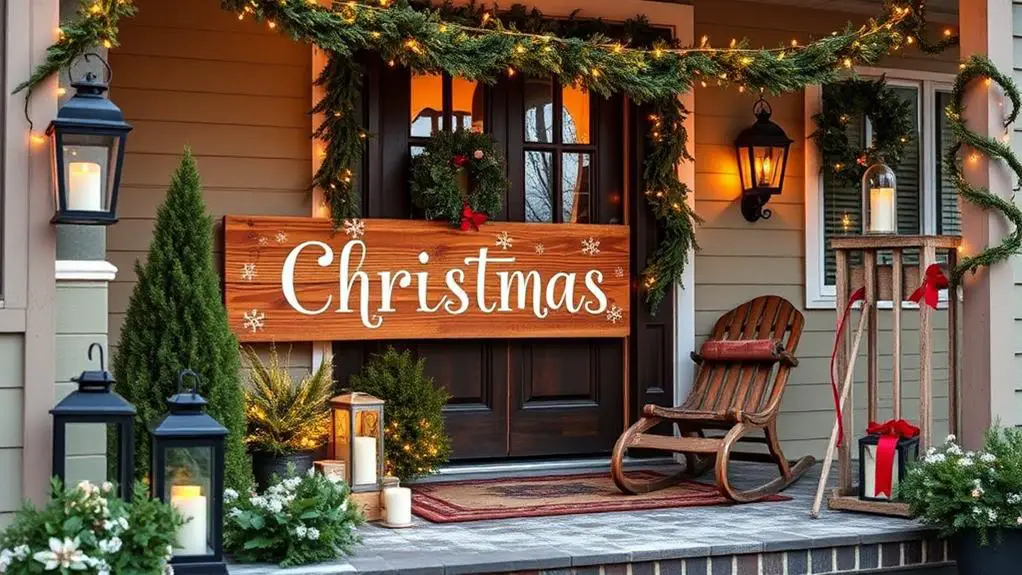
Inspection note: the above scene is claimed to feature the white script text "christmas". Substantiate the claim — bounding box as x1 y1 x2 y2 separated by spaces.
281 240 609 329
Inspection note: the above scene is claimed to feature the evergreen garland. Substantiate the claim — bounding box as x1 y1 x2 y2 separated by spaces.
945 55 1022 285
22 0 949 309
812 76 915 187
409 129 507 225
113 149 252 491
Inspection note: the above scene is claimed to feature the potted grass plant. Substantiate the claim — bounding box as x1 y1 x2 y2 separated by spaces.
243 346 334 489
899 427 1022 574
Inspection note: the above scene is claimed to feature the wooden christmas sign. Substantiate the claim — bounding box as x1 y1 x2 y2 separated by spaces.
223 216 631 342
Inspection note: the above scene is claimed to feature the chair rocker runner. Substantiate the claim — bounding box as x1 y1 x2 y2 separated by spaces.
611 296 815 502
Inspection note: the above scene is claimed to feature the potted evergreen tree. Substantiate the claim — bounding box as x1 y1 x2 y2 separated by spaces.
243 346 334 488
900 427 1022 574
114 149 251 490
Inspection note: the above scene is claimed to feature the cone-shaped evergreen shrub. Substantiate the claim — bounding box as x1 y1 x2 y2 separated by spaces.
114 149 251 490
350 348 451 481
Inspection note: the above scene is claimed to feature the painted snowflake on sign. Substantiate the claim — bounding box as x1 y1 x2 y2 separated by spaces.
275 231 288 244
242 309 265 333
581 237 600 256
344 218 366 239
606 304 623 324
495 231 513 250
534 243 545 255
614 266 625 278
241 263 257 281
257 235 270 247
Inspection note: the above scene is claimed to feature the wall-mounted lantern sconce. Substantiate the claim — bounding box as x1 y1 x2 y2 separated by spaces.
734 97 792 222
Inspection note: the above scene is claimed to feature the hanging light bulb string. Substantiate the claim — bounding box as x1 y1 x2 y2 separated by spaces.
945 55 1022 285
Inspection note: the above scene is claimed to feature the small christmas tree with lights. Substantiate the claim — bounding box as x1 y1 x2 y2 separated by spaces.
350 348 451 481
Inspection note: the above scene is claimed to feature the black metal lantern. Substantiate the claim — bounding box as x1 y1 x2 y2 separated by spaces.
734 97 793 222
47 53 131 225
151 370 227 575
50 343 135 500
858 432 919 502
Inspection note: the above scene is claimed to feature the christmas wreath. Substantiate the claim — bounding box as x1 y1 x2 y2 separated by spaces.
410 129 507 229
812 77 914 187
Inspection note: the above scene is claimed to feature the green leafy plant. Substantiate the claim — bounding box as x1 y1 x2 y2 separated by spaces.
900 427 1022 543
243 346 334 455
224 468 363 567
113 149 251 491
350 348 452 481
0 479 182 575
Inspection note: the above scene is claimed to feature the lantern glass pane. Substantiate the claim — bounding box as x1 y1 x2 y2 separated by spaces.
61 132 118 213
752 146 784 188
165 446 214 557
737 146 751 191
63 423 111 486
334 406 352 483
352 406 381 489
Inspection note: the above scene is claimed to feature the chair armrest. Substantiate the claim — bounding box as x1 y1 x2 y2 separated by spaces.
690 351 704 364
778 351 799 367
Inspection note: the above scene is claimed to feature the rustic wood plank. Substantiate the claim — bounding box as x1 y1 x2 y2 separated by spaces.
919 245 937 451
864 249 878 424
224 216 630 341
834 247 852 492
831 235 963 250
948 248 959 437
892 249 903 419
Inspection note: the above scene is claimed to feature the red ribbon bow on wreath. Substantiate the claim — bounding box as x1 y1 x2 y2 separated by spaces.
865 419 920 498
460 203 488 231
452 154 469 168
908 264 949 309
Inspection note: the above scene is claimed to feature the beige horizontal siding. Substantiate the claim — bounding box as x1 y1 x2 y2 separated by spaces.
0 335 25 525
694 1 959 457
1010 1 1022 427
108 0 313 369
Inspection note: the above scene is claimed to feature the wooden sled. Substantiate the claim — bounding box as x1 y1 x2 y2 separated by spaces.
611 295 816 503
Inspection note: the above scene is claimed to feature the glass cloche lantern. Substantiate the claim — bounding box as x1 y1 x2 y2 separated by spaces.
862 162 897 234
329 392 384 492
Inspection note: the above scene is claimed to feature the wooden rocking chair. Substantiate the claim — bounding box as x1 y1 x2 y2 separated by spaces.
611 295 816 503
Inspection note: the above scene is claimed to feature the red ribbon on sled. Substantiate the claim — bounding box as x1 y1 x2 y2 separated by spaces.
829 287 866 445
865 419 920 498
908 264 949 310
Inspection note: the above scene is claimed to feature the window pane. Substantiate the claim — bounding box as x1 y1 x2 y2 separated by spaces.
525 151 554 222
822 84 922 285
410 73 444 137
562 153 591 223
451 77 485 133
562 85 590 144
524 78 554 143
936 90 961 235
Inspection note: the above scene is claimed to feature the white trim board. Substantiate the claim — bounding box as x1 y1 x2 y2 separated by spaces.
55 260 118 282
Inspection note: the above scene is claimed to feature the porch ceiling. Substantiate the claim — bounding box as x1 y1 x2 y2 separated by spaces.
719 0 958 21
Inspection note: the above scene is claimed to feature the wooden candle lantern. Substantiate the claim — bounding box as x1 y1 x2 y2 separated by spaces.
812 235 960 518
326 392 385 520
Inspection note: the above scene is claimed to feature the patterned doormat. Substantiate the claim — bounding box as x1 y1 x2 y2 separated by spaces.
411 471 789 523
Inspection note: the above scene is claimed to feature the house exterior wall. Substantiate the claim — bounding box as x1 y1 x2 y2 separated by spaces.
1008 1 1022 426
110 0 960 459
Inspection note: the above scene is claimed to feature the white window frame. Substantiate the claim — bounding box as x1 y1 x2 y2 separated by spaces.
804 67 955 310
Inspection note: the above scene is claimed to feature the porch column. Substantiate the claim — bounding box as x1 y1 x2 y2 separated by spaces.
958 0 1017 448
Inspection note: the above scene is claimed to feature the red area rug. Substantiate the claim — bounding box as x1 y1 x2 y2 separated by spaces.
410 471 789 523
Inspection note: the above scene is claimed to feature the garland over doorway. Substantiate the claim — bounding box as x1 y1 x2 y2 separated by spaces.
26 0 1021 309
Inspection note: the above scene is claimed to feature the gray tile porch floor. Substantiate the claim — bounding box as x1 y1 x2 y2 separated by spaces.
229 461 941 575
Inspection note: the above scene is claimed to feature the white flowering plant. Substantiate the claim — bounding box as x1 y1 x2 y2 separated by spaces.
224 467 363 566
0 478 182 575
900 428 1022 543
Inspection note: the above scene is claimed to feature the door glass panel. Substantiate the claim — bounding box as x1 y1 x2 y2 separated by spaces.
452 77 485 133
524 78 554 143
525 151 554 222
410 73 444 137
562 85 590 145
561 153 591 223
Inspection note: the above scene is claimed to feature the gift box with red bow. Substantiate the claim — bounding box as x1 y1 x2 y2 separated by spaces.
858 419 920 502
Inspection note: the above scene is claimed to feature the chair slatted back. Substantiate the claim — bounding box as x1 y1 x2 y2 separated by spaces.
681 296 804 417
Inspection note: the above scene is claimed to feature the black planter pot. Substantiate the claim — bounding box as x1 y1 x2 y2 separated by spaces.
251 451 315 490
954 529 1022 575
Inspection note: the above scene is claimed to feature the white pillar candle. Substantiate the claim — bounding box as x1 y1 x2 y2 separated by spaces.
67 162 103 211
869 187 896 233
353 436 378 486
170 485 207 556
383 487 412 525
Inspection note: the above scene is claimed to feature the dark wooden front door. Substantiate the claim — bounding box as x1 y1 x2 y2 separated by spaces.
332 59 669 461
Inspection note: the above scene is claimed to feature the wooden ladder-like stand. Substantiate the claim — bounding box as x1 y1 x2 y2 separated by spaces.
811 235 961 518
